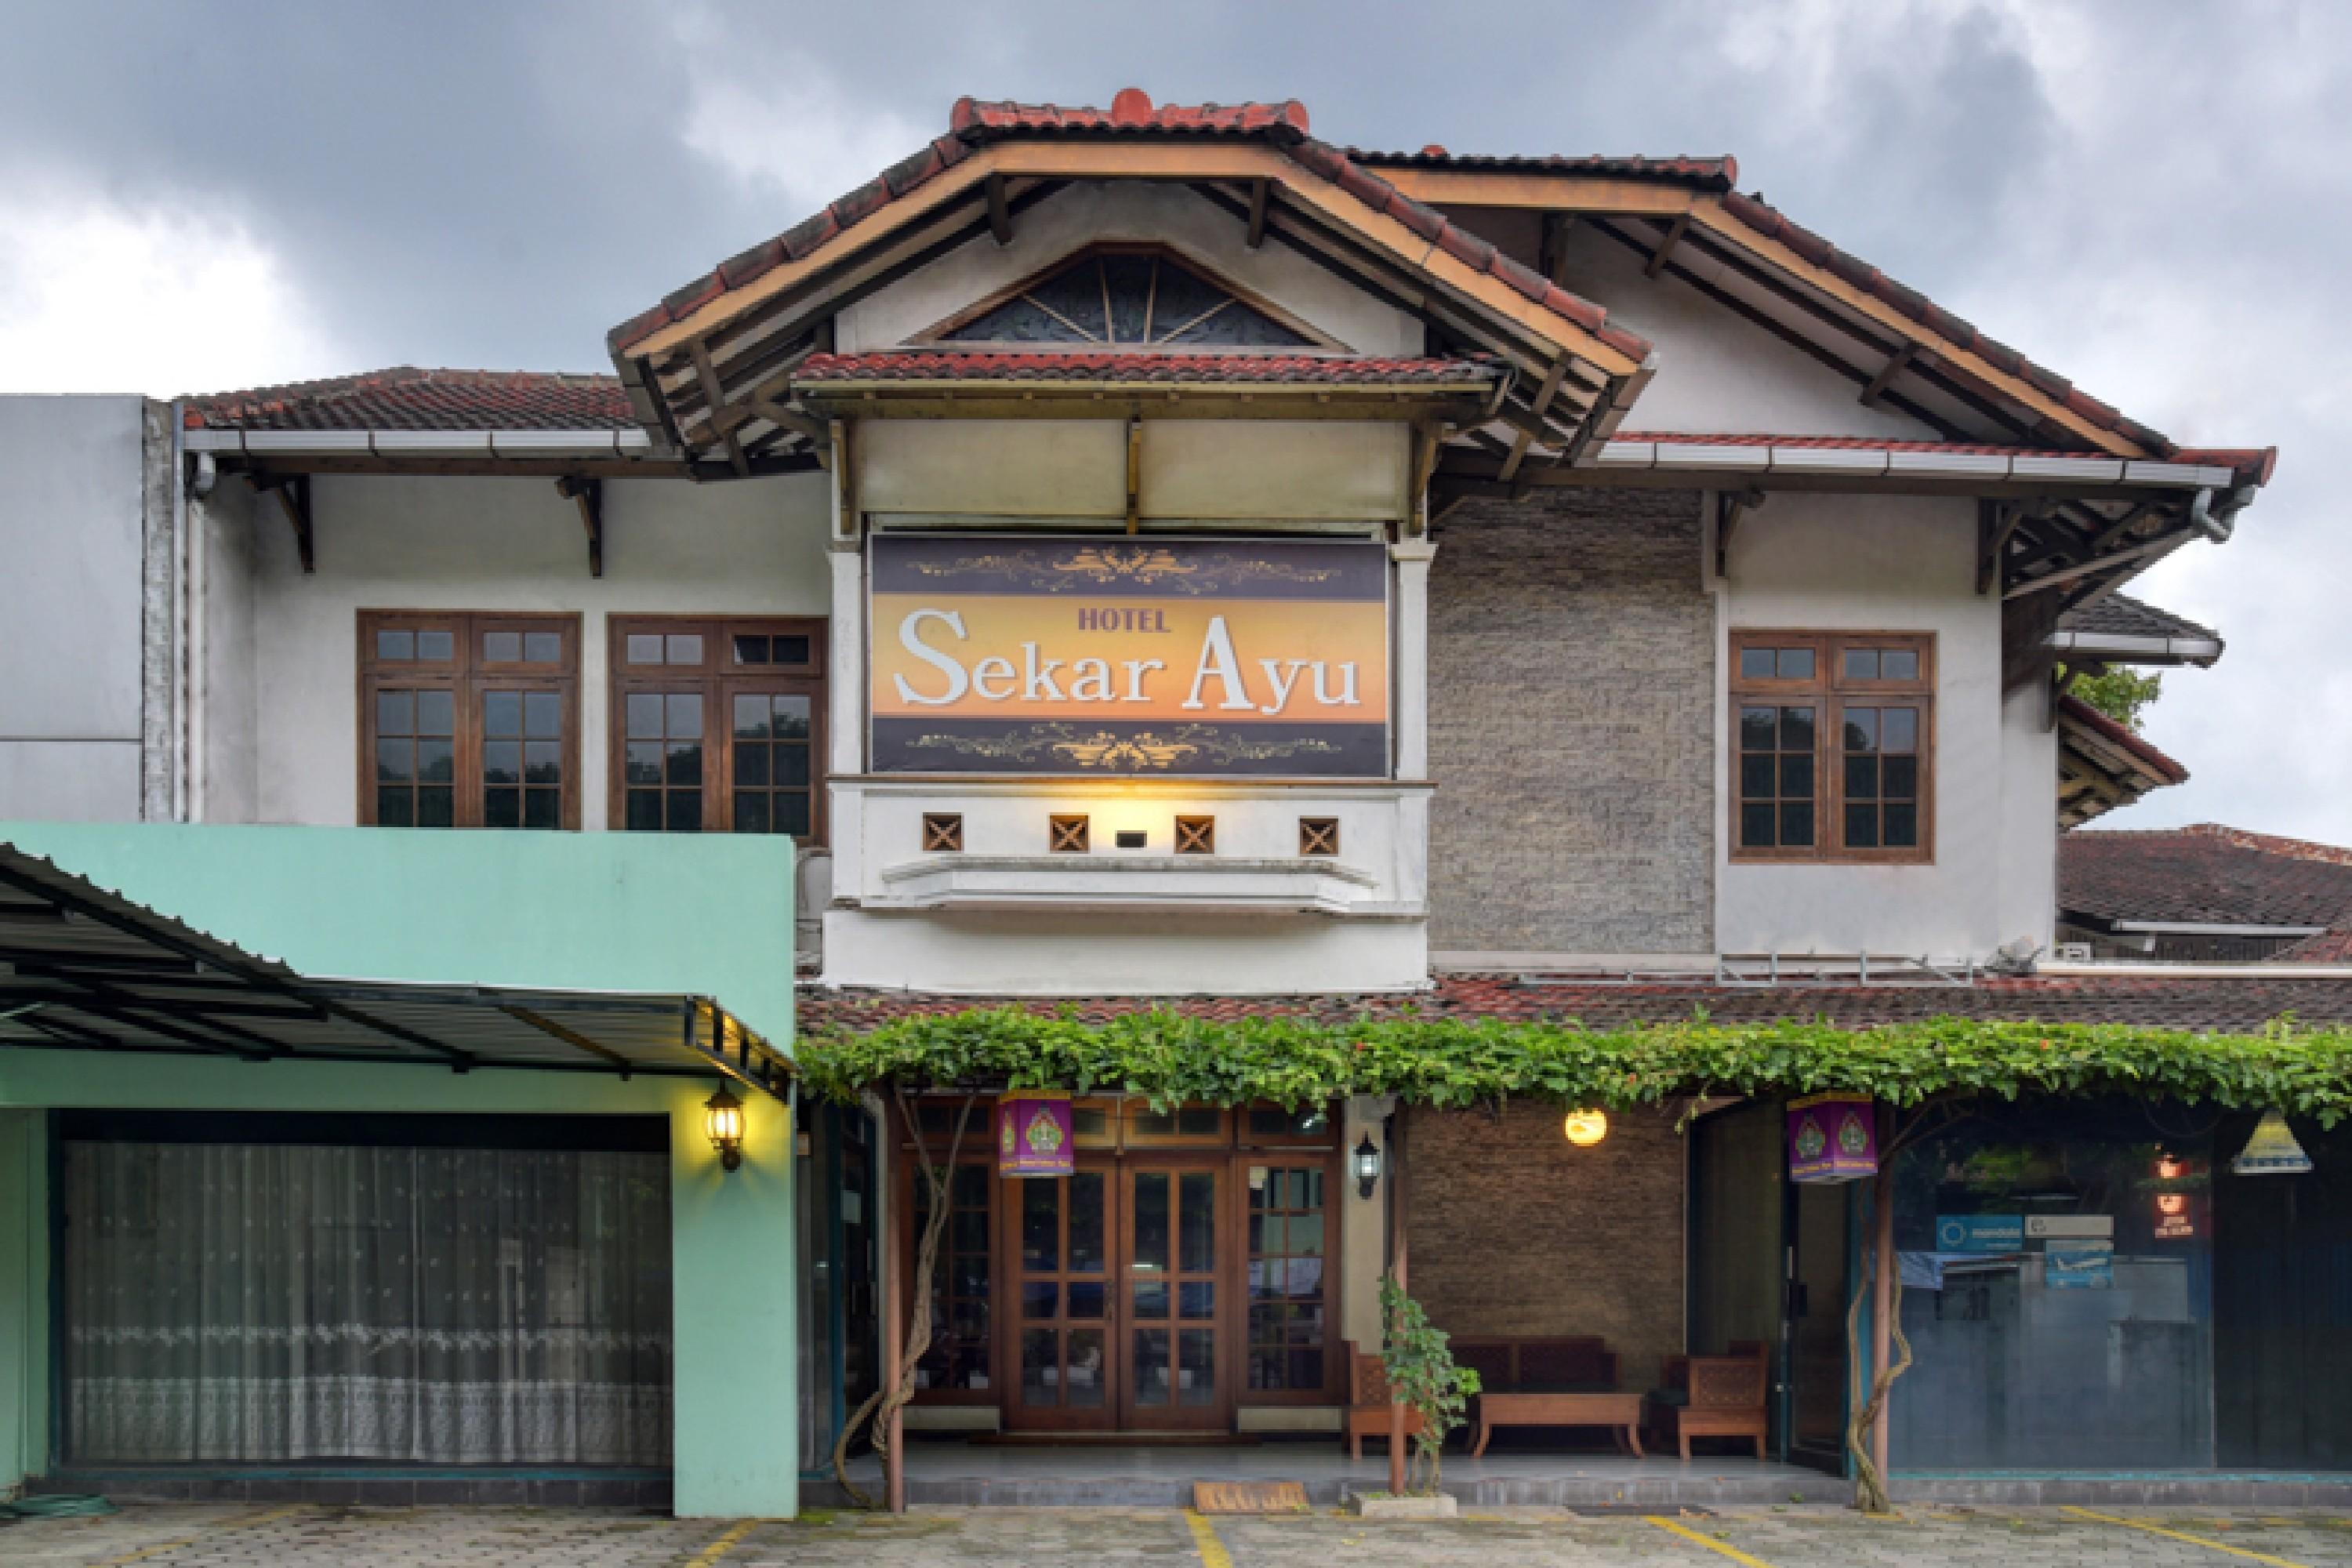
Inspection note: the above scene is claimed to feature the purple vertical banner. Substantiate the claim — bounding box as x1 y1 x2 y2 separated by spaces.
996 1091 1076 1178
1788 1094 1878 1184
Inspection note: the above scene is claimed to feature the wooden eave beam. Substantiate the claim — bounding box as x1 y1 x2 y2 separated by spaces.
1860 343 1915 408
253 472 314 572
688 338 752 477
1644 211 1691 278
1976 499 2027 594
1497 352 1573 485
1715 487 1765 577
554 474 603 577
985 172 1012 245
1537 212 1578 286
1246 177 1269 249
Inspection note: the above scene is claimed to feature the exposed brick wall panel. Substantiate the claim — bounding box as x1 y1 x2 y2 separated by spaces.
1428 488 1714 953
1406 1103 1686 1392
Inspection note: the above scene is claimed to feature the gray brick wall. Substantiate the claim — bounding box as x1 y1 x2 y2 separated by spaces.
1427 487 1714 954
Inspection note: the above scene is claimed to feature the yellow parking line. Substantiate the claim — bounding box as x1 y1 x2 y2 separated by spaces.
2061 1507 2311 1568
89 1503 309 1568
1646 1515 1780 1568
1185 1508 1236 1568
681 1517 764 1567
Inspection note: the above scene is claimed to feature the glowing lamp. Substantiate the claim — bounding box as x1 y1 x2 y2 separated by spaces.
1352 1134 1383 1199
703 1083 746 1173
1563 1109 1609 1147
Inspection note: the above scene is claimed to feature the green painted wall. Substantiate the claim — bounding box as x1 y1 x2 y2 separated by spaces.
0 825 798 1517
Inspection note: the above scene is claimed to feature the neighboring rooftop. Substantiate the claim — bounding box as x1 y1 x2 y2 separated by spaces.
2058 593 2224 647
185 368 634 431
2060 822 2352 931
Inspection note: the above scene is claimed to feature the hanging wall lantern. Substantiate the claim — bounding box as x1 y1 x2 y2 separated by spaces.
2231 1109 2314 1176
703 1083 746 1173
1353 1133 1384 1198
1563 1109 1609 1147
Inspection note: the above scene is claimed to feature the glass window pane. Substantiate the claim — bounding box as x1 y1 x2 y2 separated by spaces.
775 635 811 666
483 740 520 783
666 633 703 665
1843 648 1880 680
1132 1173 1169 1272
416 787 453 828
481 630 521 662
626 692 663 739
778 793 811 837
1740 754 1774 799
376 690 414 736
1885 755 1919 800
735 744 769 787
1134 1328 1170 1406
626 742 663 785
1740 648 1777 680
733 792 770 833
1777 648 1815 679
1022 1282 1058 1320
733 693 771 740
1178 1328 1215 1406
1882 648 1919 681
1883 706 1919 752
1779 754 1813 800
772 695 811 739
1846 804 1879 848
523 789 560 830
1179 1281 1215 1320
483 691 521 737
1845 708 1878 751
1178 1172 1215 1273
1289 1348 1323 1390
626 789 662 831
1067 1327 1105 1406
1177 1107 1220 1136
775 747 811 786
376 786 412 827
1741 803 1776 848
731 634 768 665
666 739 702 786
666 692 703 738
1780 803 1814 847
1069 1171 1105 1273
1780 707 1815 750
1022 1179 1059 1272
524 691 561 739
665 792 702 833
1885 804 1918 847
1740 706 1777 749
375 630 415 660
523 630 561 662
523 740 561 782
375 738 413 783
1290 1214 1325 1258
1133 1279 1169 1319
1846 755 1880 801
1021 1328 1058 1407
626 633 663 665
417 739 453 782
418 690 454 736
417 630 454 661
1254 1214 1285 1257
484 787 520 829
1067 1281 1105 1320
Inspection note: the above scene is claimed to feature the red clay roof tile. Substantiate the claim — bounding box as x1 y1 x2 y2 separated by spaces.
183 368 634 431
2060 822 2352 928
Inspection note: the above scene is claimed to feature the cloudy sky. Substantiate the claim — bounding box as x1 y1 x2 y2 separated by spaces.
2 0 2341 840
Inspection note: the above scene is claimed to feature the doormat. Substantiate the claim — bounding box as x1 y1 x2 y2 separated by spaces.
968 1432 1263 1447
1193 1481 1311 1514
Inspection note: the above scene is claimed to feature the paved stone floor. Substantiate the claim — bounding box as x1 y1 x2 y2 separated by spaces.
8 1502 2352 1567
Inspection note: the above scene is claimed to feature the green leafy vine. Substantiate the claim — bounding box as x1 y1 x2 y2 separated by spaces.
1377 1274 1478 1496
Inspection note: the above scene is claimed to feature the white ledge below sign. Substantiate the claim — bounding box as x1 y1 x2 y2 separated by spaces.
869 855 1414 918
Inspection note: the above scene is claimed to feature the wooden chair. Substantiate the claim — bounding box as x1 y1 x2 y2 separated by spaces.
1646 1343 1769 1460
1342 1340 1424 1461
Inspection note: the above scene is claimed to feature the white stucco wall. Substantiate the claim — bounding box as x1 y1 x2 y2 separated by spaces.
0 397 150 822
1715 492 2041 961
225 470 830 829
838 180 1423 356
194 475 260 823
1554 223 1940 440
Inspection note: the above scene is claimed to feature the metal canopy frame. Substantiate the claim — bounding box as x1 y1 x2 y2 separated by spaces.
0 845 791 1099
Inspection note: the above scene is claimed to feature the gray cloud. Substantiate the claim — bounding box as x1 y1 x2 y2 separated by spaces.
2 0 2339 838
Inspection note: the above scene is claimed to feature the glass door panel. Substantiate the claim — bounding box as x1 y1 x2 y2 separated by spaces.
1122 1164 1224 1428
1004 1164 1112 1430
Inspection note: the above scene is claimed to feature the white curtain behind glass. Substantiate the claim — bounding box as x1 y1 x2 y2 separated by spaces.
64 1142 672 1465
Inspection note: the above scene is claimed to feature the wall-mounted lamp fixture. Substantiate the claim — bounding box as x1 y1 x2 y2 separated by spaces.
1562 1109 1609 1148
1353 1133 1384 1199
704 1083 746 1173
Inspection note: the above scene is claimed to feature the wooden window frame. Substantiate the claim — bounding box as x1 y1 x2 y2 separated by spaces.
1730 630 1936 866
358 610 582 830
607 614 827 844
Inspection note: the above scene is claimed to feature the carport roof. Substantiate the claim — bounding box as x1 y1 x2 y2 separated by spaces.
0 844 790 1096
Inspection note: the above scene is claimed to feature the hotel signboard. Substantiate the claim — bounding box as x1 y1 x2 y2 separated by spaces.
867 534 1390 776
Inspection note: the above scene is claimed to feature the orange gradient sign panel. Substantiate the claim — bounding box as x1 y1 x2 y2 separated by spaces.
868 535 1390 776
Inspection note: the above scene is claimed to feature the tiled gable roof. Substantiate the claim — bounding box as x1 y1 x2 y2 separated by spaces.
2060 822 2352 929
185 368 634 432
2281 923 2352 964
800 971 2352 1033
791 351 1500 386
2058 593 2222 645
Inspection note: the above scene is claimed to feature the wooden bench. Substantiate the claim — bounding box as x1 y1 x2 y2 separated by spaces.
1453 1337 1639 1455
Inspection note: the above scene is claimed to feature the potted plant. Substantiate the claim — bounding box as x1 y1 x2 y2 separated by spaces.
1351 1275 1480 1519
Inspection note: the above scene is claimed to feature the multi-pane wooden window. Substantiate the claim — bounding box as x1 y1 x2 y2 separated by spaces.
608 617 825 841
359 612 580 829
1731 632 1934 863
911 1163 995 1396
1247 1163 1328 1393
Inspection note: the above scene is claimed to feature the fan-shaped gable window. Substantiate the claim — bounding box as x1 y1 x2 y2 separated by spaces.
923 247 1332 350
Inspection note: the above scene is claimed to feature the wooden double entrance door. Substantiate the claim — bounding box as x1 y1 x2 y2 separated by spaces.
1009 1156 1229 1431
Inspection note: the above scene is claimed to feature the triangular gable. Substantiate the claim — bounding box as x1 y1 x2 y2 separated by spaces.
918 245 1336 351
